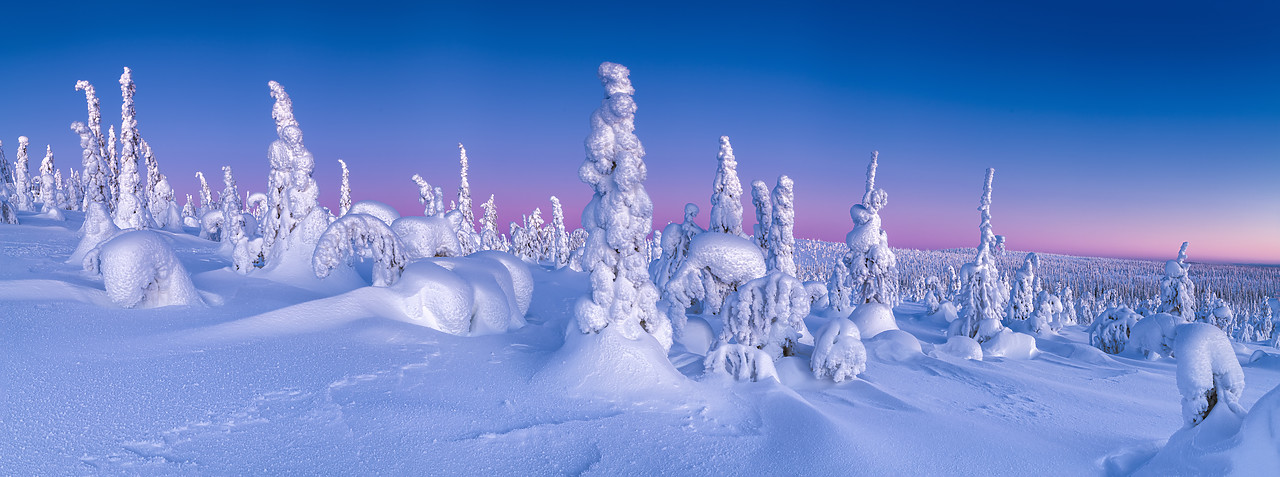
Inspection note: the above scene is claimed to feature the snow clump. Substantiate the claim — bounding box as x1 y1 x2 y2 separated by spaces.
84 230 202 308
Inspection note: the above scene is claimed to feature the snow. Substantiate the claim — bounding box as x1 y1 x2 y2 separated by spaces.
848 302 899 339
392 216 462 259
347 200 401 226
1174 322 1246 428
810 317 867 382
84 229 203 308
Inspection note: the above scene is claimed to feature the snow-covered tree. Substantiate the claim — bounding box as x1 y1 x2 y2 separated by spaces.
1159 242 1197 322
750 179 771 251
194 171 213 219
0 195 17 224
1088 306 1141 354
411 174 444 217
766 175 796 276
1058 283 1077 327
258 80 328 272
13 137 32 211
707 271 809 382
1007 253 1039 323
952 168 1006 342
456 143 476 234
313 213 408 287
658 232 766 335
141 138 161 207
1028 288 1063 334
0 139 11 195
827 256 854 313
479 194 503 251
811 317 867 382
71 122 109 211
337 159 351 216
550 196 569 268
652 203 705 291
106 125 118 210
221 166 246 247
708 136 744 236
83 230 202 308
845 151 899 307
1175 323 1246 427
573 62 671 350
113 67 152 230
181 194 196 226
38 146 64 219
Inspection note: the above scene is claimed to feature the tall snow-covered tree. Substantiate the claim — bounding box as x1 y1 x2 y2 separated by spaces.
766 175 796 277
257 80 328 272
456 143 476 233
113 68 152 229
844 151 899 307
13 136 32 211
337 159 351 216
74 81 107 163
0 139 11 193
141 140 176 227
573 62 671 351
106 125 119 210
1159 242 1197 322
221 166 245 246
71 122 109 211
38 146 63 219
708 136 744 236
195 171 214 219
550 195 569 268
141 139 162 208
750 179 771 251
953 168 1007 342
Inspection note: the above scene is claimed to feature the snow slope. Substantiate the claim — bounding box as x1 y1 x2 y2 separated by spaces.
3 211 1280 475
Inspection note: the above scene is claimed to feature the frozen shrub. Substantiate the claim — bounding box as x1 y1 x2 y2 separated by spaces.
658 232 766 334
718 271 810 359
1175 322 1246 428
84 230 202 308
312 213 409 287
1088 306 1142 354
705 344 778 382
1131 313 1179 359
811 318 867 382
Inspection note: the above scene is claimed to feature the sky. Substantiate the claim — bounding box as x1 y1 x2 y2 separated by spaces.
1 1 1277 264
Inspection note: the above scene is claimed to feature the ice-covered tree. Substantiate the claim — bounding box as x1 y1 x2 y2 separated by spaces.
38 146 64 219
1175 323 1246 427
411 174 444 217
105 125 118 210
1159 242 1197 322
1007 253 1039 323
456 143 476 234
221 166 245 245
573 62 671 350
479 194 503 251
550 196 569 268
708 136 745 236
337 159 351 216
114 67 151 229
258 80 328 272
71 122 109 211
952 168 1006 342
0 139 11 194
766 175 796 276
844 151 899 307
313 213 408 287
13 136 32 211
750 179 771 251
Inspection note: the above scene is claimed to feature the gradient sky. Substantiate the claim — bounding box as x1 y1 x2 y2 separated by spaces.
2 1 1277 263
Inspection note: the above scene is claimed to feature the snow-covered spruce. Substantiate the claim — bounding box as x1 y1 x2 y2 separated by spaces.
1007 253 1038 323
705 344 778 382
708 136 745 237
1028 288 1063 334
259 81 328 273
411 174 444 218
337 159 351 217
38 145 64 220
652 203 705 292
766 175 796 276
84 230 202 308
195 171 214 221
573 62 672 351
0 139 11 194
549 196 568 268
13 136 32 211
658 232 766 335
1088 306 1142 354
952 168 1007 342
313 213 409 287
750 179 771 252
114 67 153 230
73 122 109 211
1175 322 1246 428
74 81 108 179
141 139 165 220
220 166 246 245
454 143 478 254
0 196 16 224
1159 242 1196 322
478 194 503 252
717 271 810 358
811 318 867 382
843 151 899 307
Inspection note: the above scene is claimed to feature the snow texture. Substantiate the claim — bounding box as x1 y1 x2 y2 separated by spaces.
348 200 401 226
930 335 984 361
1175 322 1246 428
981 329 1039 360
392 216 462 260
810 317 867 382
84 230 202 308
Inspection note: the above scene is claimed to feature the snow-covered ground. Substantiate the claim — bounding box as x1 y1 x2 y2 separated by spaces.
4 210 1279 475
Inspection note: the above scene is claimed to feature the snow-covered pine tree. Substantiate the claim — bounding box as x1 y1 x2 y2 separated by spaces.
479 194 503 251
573 62 671 350
106 125 118 211
337 159 351 216
766 175 796 277
221 166 245 246
113 68 153 229
195 171 214 219
456 143 476 236
550 195 569 268
141 139 176 227
13 137 32 211
953 168 1006 342
0 140 11 194
845 151 899 306
71 122 109 211
74 81 107 165
410 174 444 217
750 179 771 251
1007 253 1038 323
709 136 745 237
38 146 64 220
1159 242 1197 322
258 80 328 272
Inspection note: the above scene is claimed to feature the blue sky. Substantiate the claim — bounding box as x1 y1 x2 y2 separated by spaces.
2 1 1277 262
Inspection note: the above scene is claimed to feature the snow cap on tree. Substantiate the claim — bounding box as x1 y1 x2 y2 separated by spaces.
573 61 671 350
709 136 745 236
338 159 351 216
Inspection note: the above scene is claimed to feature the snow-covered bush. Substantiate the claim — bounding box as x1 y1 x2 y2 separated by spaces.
952 168 1007 342
652 203 704 291
849 302 899 339
1160 242 1197 322
708 136 745 237
348 200 401 226
1088 306 1142 354
1058 284 1077 327
844 151 899 307
657 232 766 334
1130 313 1179 359
810 318 867 382
1175 322 1246 428
804 281 829 309
84 230 202 308
765 176 796 276
392 216 461 259
1007 253 1038 323
313 213 408 287
717 271 810 359
573 62 671 350
705 344 778 382
930 335 984 361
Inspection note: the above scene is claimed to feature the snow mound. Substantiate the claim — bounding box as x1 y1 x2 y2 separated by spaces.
539 325 688 399
347 200 400 225
390 257 528 336
1227 382 1280 473
1130 313 1178 359
429 256 528 334
929 335 983 361
926 300 959 325
392 216 461 259
706 343 779 382
70 201 119 264
468 250 533 316
981 329 1038 359
810 318 867 382
848 302 898 339
865 329 922 362
85 230 203 308
1175 322 1245 428
676 315 714 356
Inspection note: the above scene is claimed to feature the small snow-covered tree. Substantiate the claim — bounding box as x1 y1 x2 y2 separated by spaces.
1007 253 1039 323
550 196 569 268
337 159 351 216
707 271 810 382
1175 323 1246 427
313 213 408 287
658 232 766 335
708 136 745 236
811 317 867 382
221 166 245 247
1028 289 1063 334
106 125 119 211
1088 306 1141 354
71 122 109 211
750 179 771 251
953 168 1006 342
766 175 796 276
410 174 444 217
194 171 214 219
1058 283 1077 326
13 137 32 211
1159 242 1197 322
84 230 202 308
652 203 704 291
845 151 899 307
827 257 854 313
573 62 671 350
479 194 503 251
38 146 64 219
